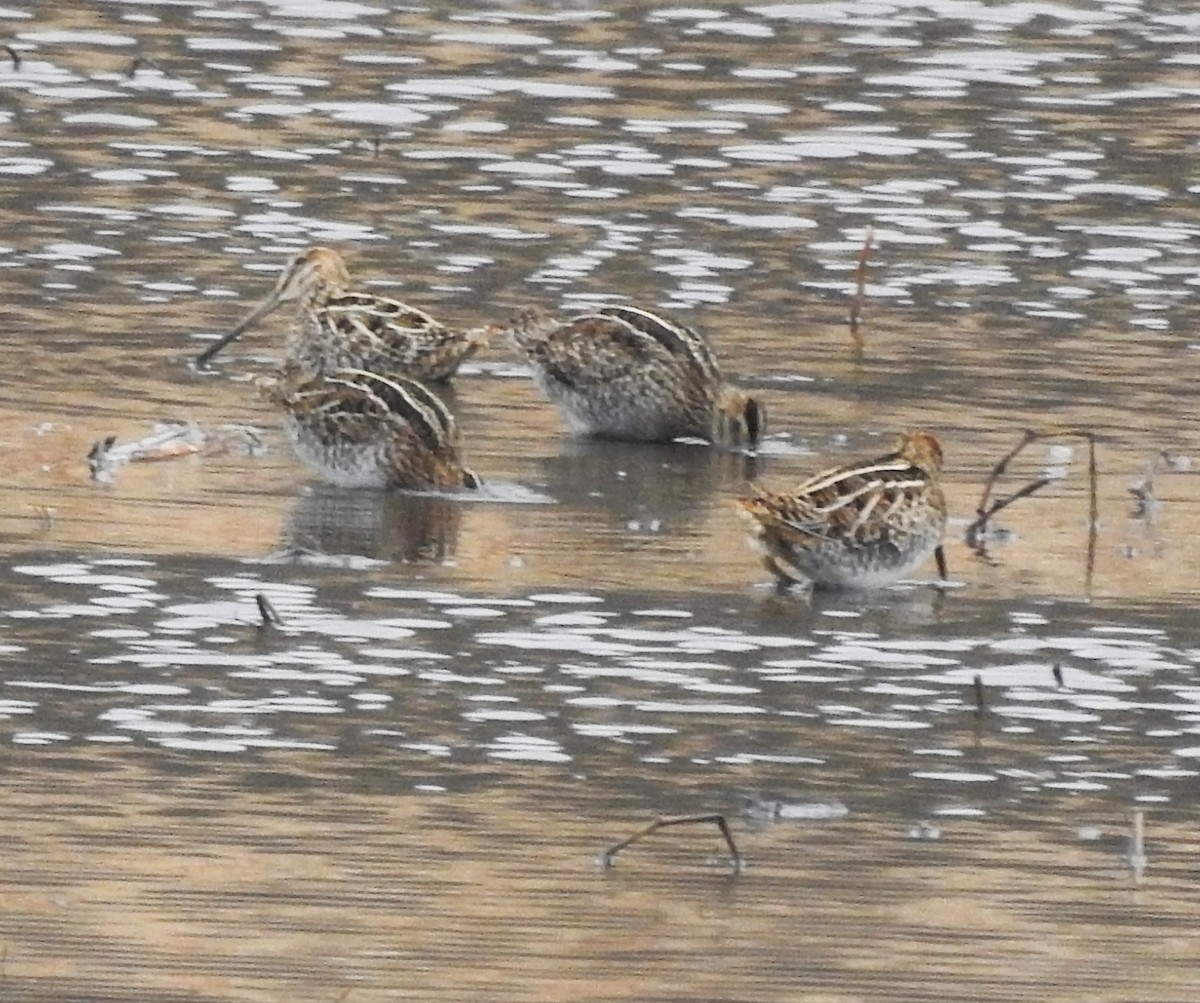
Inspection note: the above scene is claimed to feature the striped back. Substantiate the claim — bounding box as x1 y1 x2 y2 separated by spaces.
326 369 459 452
594 305 722 383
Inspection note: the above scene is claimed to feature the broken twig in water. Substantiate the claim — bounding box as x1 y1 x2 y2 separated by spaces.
972 674 986 717
848 225 874 344
965 427 1099 591
1127 453 1168 522
127 55 164 77
1084 434 1098 589
256 592 284 627
87 435 119 480
600 813 743 872
85 423 264 484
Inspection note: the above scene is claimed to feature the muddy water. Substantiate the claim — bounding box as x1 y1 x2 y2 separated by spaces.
2 3 1200 1001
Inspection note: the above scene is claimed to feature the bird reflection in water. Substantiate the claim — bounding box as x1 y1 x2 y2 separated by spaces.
282 485 463 565
538 436 758 529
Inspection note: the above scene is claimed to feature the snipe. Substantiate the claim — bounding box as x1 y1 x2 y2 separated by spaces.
736 431 948 590
258 364 481 492
196 247 488 382
503 305 764 450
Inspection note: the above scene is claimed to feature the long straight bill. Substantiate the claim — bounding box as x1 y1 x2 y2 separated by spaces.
194 292 282 368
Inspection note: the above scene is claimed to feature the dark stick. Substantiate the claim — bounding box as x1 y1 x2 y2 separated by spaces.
966 477 1054 549
256 592 284 627
848 225 874 342
3 45 21 70
973 674 986 716
87 435 118 480
973 428 1039 526
127 56 162 77
965 429 1099 581
601 813 742 872
1085 435 1098 596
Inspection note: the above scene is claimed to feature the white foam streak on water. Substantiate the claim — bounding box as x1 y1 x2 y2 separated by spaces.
0 700 37 714
865 682 941 697
185 36 280 53
0 157 53 175
477 630 640 657
574 722 676 738
535 613 610 627
996 706 1100 723
485 733 570 762
526 593 603 604
433 31 551 47
822 643 960 669
301 619 419 641
12 731 71 745
833 717 930 730
560 663 720 687
677 208 818 231
911 770 995 782
633 700 767 715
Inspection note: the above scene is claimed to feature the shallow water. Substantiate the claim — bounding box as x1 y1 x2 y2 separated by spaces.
3 554 1200 1000
2 2 1200 1000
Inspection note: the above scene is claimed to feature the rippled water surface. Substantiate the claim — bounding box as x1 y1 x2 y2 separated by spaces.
2 2 1200 1000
